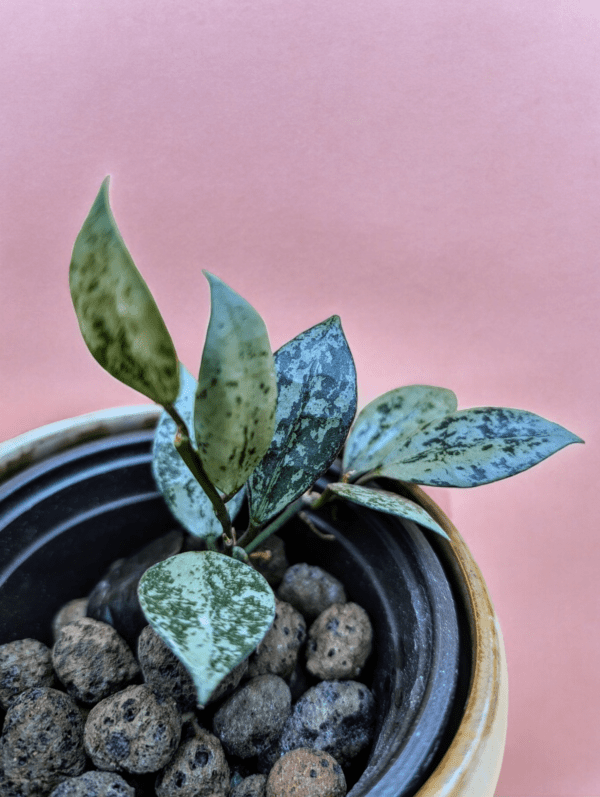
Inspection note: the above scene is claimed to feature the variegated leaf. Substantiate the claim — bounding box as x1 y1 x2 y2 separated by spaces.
138 551 275 707
152 365 245 538
326 482 449 539
248 316 357 526
69 178 179 405
194 274 277 496
343 385 458 476
375 407 583 487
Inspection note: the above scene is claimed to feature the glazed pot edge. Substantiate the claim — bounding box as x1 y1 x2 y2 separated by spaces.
404 485 509 797
0 405 160 482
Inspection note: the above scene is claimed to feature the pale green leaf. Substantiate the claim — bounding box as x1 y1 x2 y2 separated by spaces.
69 178 179 404
343 385 457 476
248 316 357 527
152 365 245 539
375 407 583 487
194 274 277 496
326 482 449 539
138 551 276 707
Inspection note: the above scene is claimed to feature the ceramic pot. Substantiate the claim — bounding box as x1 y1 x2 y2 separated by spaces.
0 407 507 797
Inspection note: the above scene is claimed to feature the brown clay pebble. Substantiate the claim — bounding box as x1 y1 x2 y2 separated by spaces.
84 684 182 774
266 748 346 797
137 625 197 713
51 598 88 642
52 618 140 704
247 599 306 679
154 729 230 797
1 687 86 796
212 675 291 759
49 769 135 796
230 773 267 797
0 639 54 709
306 602 372 679
277 565 346 621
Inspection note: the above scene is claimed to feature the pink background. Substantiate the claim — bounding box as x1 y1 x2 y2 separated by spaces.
1 1 598 794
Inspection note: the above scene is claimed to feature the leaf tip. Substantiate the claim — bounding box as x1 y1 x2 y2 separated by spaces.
96 176 112 210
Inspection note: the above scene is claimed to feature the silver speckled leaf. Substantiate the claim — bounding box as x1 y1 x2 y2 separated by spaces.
343 385 457 476
138 551 275 707
194 274 277 496
152 365 245 538
69 178 179 405
376 407 583 487
327 482 449 539
248 316 357 526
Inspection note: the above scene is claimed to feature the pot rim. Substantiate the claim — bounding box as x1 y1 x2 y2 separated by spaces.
0 406 507 797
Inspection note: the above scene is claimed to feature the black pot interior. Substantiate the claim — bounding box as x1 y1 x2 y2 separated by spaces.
0 430 470 797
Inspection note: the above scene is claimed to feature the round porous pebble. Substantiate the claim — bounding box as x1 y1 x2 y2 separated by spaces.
247 599 306 679
1 687 86 795
0 759 19 797
229 775 267 797
52 598 89 642
230 773 267 797
52 618 141 704
276 564 346 620
48 769 134 796
154 729 230 797
212 674 291 759
137 626 196 713
306 602 372 679
266 748 346 797
0 639 54 709
84 684 182 774
276 680 375 767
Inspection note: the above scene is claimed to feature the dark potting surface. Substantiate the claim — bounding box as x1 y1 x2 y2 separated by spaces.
0 429 470 797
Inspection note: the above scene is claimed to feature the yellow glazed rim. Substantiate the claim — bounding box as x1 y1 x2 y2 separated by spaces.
0 407 508 797
405 485 508 797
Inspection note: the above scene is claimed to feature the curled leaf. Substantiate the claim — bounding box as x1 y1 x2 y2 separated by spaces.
152 365 244 538
194 274 277 496
326 482 449 539
375 407 583 487
343 385 457 476
248 316 357 527
69 178 179 404
138 551 276 707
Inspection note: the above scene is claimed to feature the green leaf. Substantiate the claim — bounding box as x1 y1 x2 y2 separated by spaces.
194 274 277 496
138 551 276 707
343 385 457 476
375 407 583 487
152 365 245 539
248 316 357 526
69 178 179 405
326 482 449 540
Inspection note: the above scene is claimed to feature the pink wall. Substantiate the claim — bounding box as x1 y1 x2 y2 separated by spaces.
1 1 598 793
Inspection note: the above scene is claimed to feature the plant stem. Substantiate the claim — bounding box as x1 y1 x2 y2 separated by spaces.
305 486 335 511
165 404 233 541
241 496 306 553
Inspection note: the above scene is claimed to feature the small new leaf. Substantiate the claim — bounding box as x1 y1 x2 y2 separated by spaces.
248 316 357 527
327 482 450 540
375 407 583 487
69 178 179 404
138 551 276 708
153 365 244 538
343 385 457 476
194 274 277 496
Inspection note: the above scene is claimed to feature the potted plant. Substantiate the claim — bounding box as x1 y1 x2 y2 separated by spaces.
0 179 582 797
